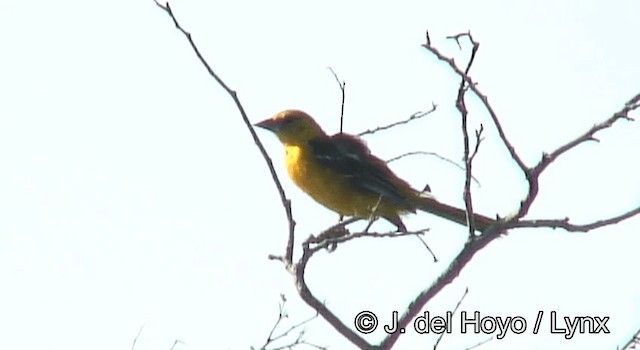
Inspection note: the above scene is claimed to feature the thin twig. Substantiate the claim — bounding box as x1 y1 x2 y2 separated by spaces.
169 340 184 350
131 325 145 350
515 94 638 218
415 234 437 262
505 205 640 231
451 32 481 236
466 336 494 350
434 288 469 348
302 217 361 246
328 67 346 133
387 151 481 187
306 229 427 253
269 312 319 345
264 298 288 345
620 324 640 350
358 103 438 136
469 125 484 163
254 295 321 350
153 0 297 265
422 31 529 176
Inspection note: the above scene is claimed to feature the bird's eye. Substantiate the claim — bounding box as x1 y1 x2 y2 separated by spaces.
282 117 298 125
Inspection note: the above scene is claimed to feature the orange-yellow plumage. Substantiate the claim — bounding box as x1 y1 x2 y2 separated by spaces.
255 109 495 232
285 141 405 219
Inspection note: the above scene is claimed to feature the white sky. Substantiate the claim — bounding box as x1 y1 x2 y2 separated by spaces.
1 0 639 349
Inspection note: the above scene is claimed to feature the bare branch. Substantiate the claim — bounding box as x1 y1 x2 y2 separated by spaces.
378 232 499 349
515 92 638 219
169 339 184 350
295 249 372 349
328 67 346 133
307 228 427 254
540 94 638 166
263 298 288 346
153 1 297 264
375 32 640 350
450 32 481 236
506 205 640 231
358 103 438 136
131 325 145 350
469 125 484 163
620 324 640 350
434 288 468 349
253 295 322 350
467 336 494 349
304 217 361 246
387 151 481 187
415 234 438 262
423 32 639 224
268 312 319 346
446 31 473 49
422 34 529 176
282 225 428 350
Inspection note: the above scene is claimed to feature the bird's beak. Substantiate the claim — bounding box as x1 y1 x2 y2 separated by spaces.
254 118 281 133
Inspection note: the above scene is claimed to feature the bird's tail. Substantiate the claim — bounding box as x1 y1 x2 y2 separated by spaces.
416 196 495 232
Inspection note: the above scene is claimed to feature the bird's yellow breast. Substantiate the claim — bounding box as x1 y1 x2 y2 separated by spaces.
285 144 395 218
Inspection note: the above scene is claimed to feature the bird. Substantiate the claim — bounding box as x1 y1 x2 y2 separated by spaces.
254 109 495 232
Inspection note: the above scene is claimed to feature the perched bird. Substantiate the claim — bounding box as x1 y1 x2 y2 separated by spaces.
255 109 495 232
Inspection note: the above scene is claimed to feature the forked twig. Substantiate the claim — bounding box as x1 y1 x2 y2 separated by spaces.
253 295 322 350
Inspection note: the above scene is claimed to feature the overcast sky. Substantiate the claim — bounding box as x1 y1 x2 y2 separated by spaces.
1 0 639 349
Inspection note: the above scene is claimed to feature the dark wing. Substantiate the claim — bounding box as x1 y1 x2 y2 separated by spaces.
308 133 415 211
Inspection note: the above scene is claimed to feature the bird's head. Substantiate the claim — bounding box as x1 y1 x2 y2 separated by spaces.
254 110 327 145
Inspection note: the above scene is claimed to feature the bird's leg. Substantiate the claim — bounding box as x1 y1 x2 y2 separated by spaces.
381 215 407 232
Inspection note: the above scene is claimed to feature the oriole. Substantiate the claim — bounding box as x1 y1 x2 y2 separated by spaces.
255 110 495 232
